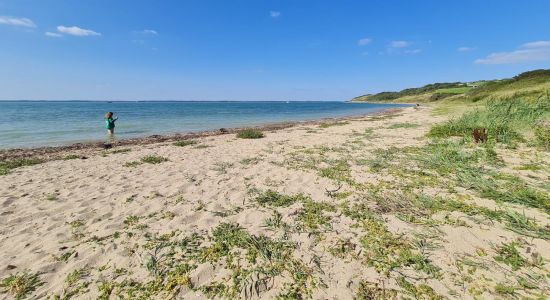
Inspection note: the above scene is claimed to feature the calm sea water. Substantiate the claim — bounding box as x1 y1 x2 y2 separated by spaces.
0 101 407 149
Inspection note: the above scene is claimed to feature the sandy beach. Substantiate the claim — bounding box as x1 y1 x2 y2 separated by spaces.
1 105 549 299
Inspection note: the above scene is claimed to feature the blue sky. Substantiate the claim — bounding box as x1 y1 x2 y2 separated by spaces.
1 0 549 101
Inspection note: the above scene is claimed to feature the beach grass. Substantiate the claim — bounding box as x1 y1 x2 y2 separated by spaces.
174 140 198 147
0 158 43 175
0 271 43 300
63 154 81 160
111 148 131 154
428 97 550 145
319 121 350 128
255 190 308 207
237 129 265 139
140 155 169 164
387 122 420 129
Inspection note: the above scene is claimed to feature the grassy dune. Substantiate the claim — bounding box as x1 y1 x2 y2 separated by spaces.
351 69 550 104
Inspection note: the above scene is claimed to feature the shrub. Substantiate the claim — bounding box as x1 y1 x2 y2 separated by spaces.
237 129 264 139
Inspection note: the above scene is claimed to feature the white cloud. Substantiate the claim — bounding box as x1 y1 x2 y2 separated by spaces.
270 11 281 18
404 49 422 54
475 40 550 64
389 40 410 48
45 31 62 37
0 16 36 28
57 25 101 36
522 41 550 49
358 38 372 46
135 29 158 35
457 46 476 52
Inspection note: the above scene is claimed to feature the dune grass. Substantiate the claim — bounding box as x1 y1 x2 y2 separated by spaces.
534 121 550 150
434 87 471 94
429 97 550 145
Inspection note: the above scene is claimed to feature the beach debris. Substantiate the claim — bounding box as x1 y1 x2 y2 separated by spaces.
102 143 113 150
5 265 17 270
472 128 488 143
219 128 229 133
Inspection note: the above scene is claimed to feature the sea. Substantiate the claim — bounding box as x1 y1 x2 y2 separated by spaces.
0 101 408 149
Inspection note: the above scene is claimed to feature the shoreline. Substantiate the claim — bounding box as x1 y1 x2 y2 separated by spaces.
0 107 405 162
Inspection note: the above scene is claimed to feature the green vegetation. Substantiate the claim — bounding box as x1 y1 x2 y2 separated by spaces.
434 87 472 94
52 268 91 299
319 159 354 184
319 121 349 128
173 140 198 147
466 69 550 102
212 162 233 174
196 222 320 299
140 155 169 164
351 69 550 104
194 144 212 149
111 148 131 154
352 82 466 102
63 154 80 160
0 271 43 300
397 276 443 299
237 129 265 139
124 155 168 167
494 242 526 270
255 190 309 207
494 283 516 297
296 199 335 232
387 122 420 129
429 97 549 145
348 211 440 277
355 281 398 299
365 139 550 215
123 161 141 167
534 121 550 150
0 158 43 175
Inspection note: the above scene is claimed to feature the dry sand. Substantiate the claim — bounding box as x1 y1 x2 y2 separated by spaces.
1 106 549 299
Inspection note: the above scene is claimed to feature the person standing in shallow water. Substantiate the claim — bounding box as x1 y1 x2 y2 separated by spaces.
104 112 118 135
